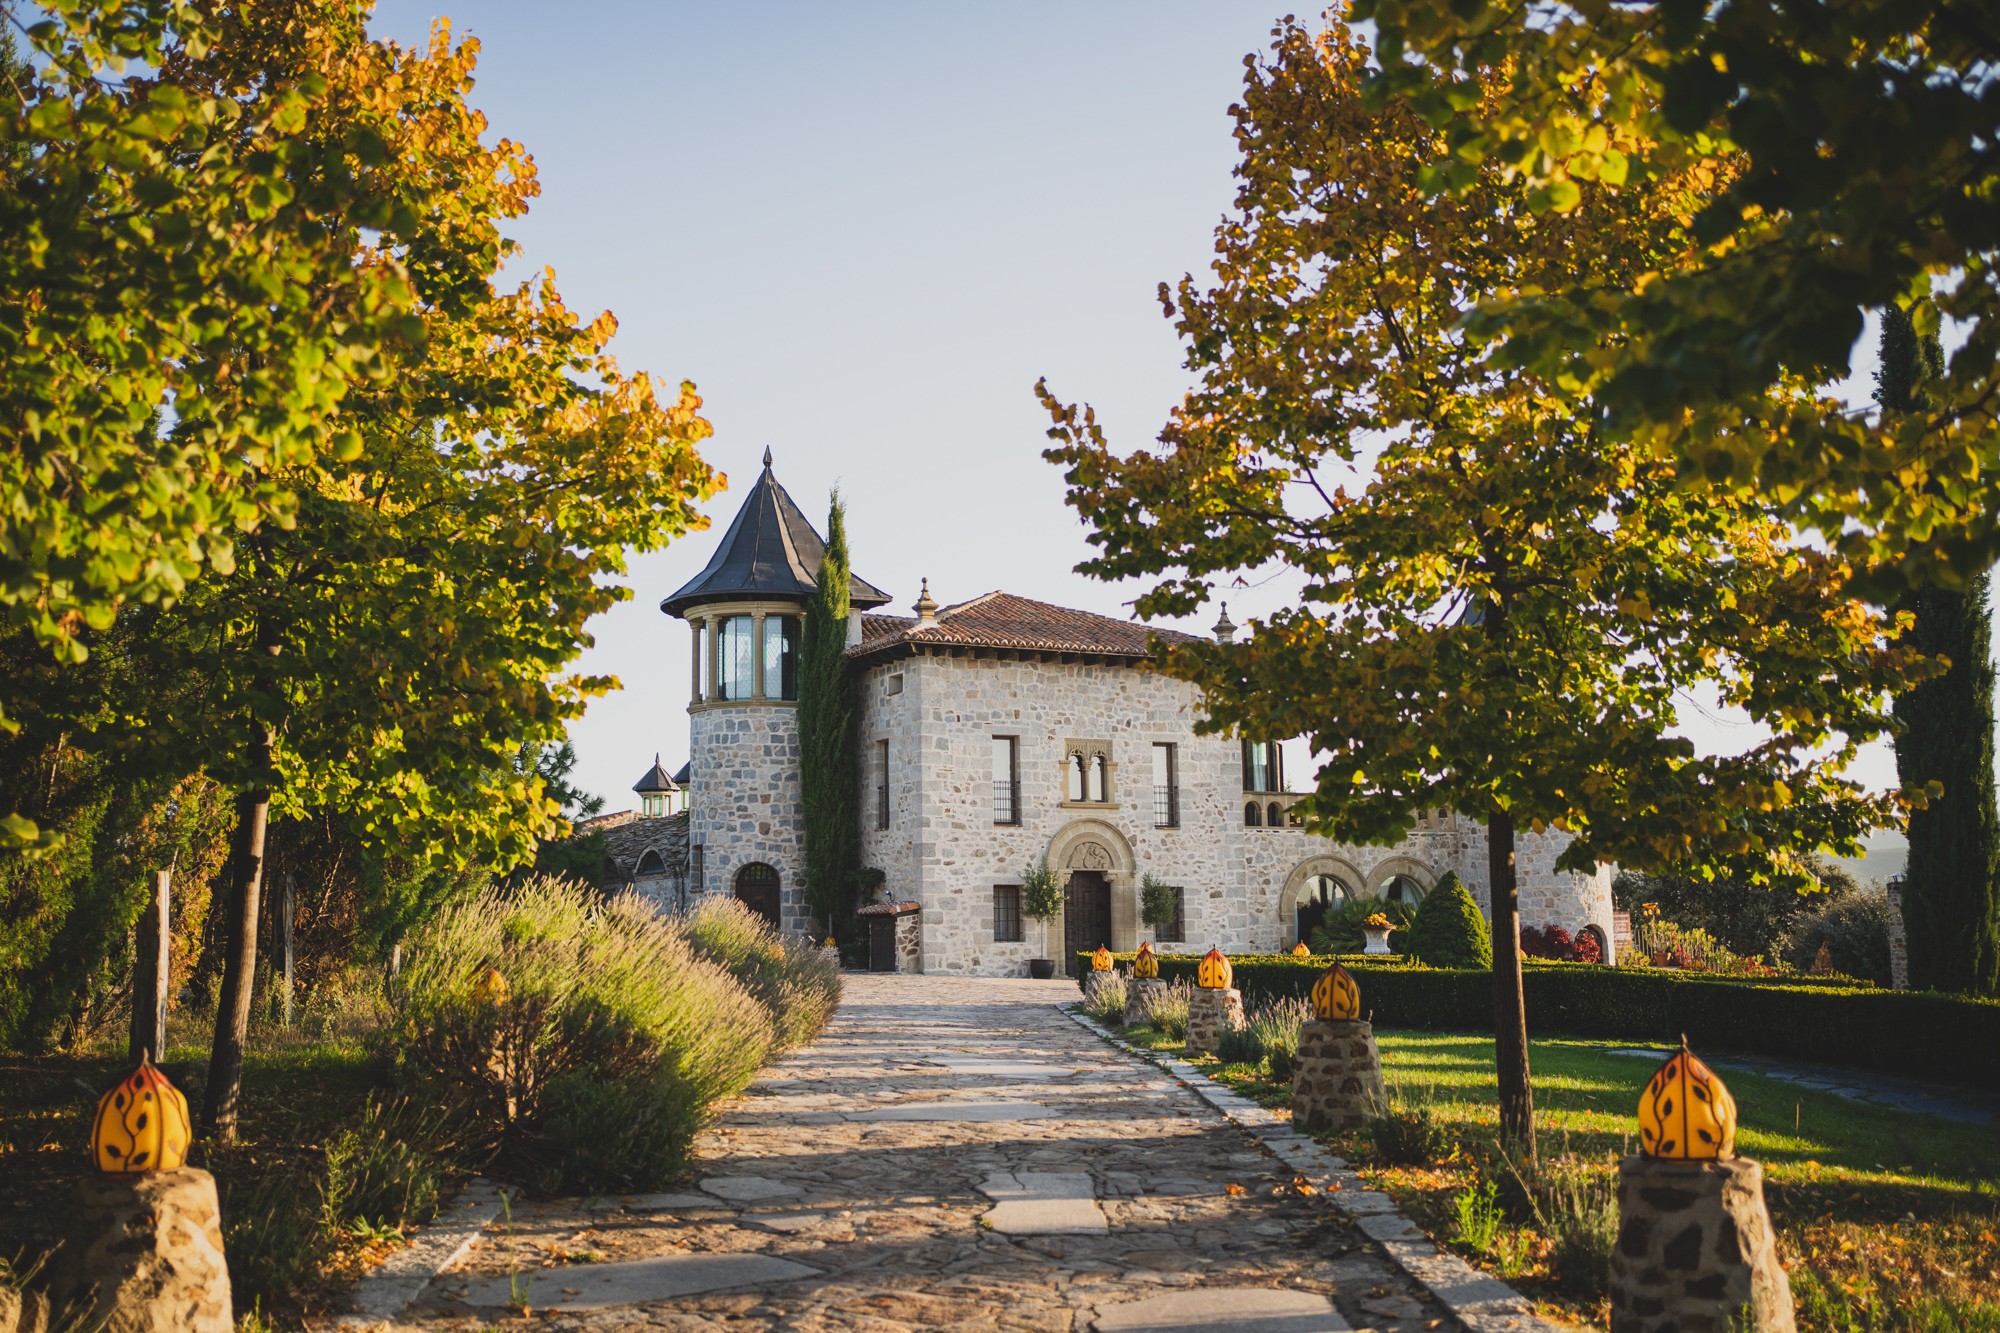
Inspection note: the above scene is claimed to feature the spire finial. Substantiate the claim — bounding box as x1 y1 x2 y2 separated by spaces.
1213 601 1237 644
914 577 938 623
762 446 773 470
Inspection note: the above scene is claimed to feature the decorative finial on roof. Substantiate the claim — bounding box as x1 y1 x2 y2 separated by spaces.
914 578 938 624
1213 601 1237 644
762 446 773 470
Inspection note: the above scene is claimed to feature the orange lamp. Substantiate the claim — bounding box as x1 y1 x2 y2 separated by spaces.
91 1055 192 1174
1311 961 1361 1021
1197 948 1233 990
1638 1040 1738 1160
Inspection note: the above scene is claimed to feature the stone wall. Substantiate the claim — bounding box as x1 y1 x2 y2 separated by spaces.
688 701 812 936
847 651 1615 975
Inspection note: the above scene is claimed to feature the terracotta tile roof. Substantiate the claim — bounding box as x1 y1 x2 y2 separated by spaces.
850 591 1197 661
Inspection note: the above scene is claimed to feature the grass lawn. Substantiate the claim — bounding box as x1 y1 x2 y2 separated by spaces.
0 1038 435 1329
1116 1022 2000 1331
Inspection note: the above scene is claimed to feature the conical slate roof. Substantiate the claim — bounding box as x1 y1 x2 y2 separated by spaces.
632 754 678 795
660 450 891 616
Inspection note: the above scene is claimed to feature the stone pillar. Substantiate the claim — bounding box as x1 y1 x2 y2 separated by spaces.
52 1168 233 1333
1610 1156 1795 1333
1886 882 1910 991
1184 987 1244 1056
1082 970 1118 1010
1123 977 1165 1026
1290 1018 1387 1132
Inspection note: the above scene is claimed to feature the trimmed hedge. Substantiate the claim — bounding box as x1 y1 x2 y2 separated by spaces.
1079 952 2000 1091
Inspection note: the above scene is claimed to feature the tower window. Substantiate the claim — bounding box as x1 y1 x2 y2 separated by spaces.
992 736 1020 825
717 616 756 700
762 616 799 699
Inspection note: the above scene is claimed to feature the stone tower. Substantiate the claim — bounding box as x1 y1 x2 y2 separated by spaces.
660 450 891 934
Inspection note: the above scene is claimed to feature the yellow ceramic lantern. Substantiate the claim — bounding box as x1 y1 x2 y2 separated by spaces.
91 1055 192 1173
1311 961 1362 1021
1197 947 1233 990
1091 946 1114 972
472 966 510 1005
1133 942 1159 979
1638 1041 1738 1160
1291 940 1311 957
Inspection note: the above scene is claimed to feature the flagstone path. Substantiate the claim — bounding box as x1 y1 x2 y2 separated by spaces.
387 974 1467 1332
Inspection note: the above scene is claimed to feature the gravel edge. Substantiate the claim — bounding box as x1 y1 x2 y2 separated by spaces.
1062 1005 1560 1333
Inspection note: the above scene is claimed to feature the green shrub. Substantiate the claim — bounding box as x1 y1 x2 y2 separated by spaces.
1083 971 1128 1025
1215 1024 1266 1065
1534 1155 1619 1294
1452 1180 1503 1253
386 877 775 1191
1777 892 1894 987
1247 995 1311 1081
682 895 843 1048
1406 872 1492 968
1133 977 1192 1038
1366 1089 1453 1165
321 1096 453 1232
1078 950 2000 1089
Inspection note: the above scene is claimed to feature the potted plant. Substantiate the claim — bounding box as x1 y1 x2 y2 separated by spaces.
1361 911 1395 955
1022 853 1063 978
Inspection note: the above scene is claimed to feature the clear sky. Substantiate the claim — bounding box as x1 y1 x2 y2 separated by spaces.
363 1 1960 873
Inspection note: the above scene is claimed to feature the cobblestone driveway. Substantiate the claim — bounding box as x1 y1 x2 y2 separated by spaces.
399 974 1454 1332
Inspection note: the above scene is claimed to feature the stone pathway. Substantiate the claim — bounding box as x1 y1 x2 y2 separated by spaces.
384 975 1474 1332
1603 1048 1997 1126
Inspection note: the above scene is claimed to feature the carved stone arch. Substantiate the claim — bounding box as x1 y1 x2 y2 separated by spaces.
1366 854 1438 902
1044 819 1139 956
1279 854 1367 948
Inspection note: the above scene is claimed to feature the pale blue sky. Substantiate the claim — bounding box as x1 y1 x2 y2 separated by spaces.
363 1 1936 873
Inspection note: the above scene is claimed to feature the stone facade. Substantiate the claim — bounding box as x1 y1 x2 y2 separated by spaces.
687 697 812 936
1184 987 1245 1056
1610 1155 1795 1333
1290 1019 1388 1133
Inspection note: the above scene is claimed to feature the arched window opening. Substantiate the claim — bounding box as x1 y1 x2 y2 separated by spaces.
1380 874 1427 906
1244 801 1263 827
636 850 665 876
1087 753 1108 803
734 861 781 928
717 616 756 700
1067 752 1086 802
1268 801 1283 827
1295 873 1350 947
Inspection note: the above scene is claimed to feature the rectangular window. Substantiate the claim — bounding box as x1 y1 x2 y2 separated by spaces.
992 736 1019 825
993 885 1024 942
875 740 890 829
1156 885 1186 944
717 616 756 700
1242 739 1282 793
690 844 704 890
1152 743 1178 827
761 616 799 700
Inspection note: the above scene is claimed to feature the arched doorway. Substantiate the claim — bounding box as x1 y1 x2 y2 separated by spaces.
1294 874 1352 948
1063 870 1111 976
734 862 780 928
1279 855 1366 949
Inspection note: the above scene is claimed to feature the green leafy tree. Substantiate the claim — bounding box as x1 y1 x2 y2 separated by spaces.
1040 21 1912 1159
1139 874 1179 935
1878 306 2000 996
1405 874 1492 970
798 493 860 942
1351 0 2000 590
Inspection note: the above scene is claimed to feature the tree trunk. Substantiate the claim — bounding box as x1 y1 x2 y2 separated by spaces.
1488 804 1536 1164
204 725 275 1141
1895 573 2000 997
128 869 170 1063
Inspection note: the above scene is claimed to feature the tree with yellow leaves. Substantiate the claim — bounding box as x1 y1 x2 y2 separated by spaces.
1041 19 1916 1159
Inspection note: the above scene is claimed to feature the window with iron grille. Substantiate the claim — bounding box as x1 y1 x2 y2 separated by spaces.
993 885 1024 942
875 739 890 829
1156 886 1186 943
1151 743 1178 827
992 736 1020 825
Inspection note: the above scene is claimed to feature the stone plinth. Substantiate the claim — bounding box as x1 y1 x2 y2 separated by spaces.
1082 970 1119 1009
1611 1155 1794 1333
52 1168 233 1333
1123 977 1165 1027
1184 987 1244 1056
1289 1018 1386 1133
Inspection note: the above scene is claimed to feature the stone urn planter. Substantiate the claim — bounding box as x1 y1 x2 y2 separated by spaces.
1361 914 1395 955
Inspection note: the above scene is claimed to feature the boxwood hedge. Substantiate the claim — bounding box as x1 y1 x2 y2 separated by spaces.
1082 952 2000 1091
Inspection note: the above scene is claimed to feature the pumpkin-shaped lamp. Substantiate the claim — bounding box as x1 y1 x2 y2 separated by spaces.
1291 940 1311 958
1311 962 1362 1021
92 1055 191 1174
471 966 510 1005
1091 945 1114 972
1196 947 1233 990
1133 942 1159 979
1638 1040 1737 1160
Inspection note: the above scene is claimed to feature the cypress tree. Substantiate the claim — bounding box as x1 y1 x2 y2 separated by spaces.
1878 304 2000 996
798 491 861 946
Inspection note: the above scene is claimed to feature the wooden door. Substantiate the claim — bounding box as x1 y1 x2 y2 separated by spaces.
734 862 781 929
1063 870 1111 976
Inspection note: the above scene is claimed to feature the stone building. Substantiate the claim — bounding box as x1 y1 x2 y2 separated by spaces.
626 452 1615 975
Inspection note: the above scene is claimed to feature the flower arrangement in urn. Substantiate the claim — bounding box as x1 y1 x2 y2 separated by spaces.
1361 912 1395 955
